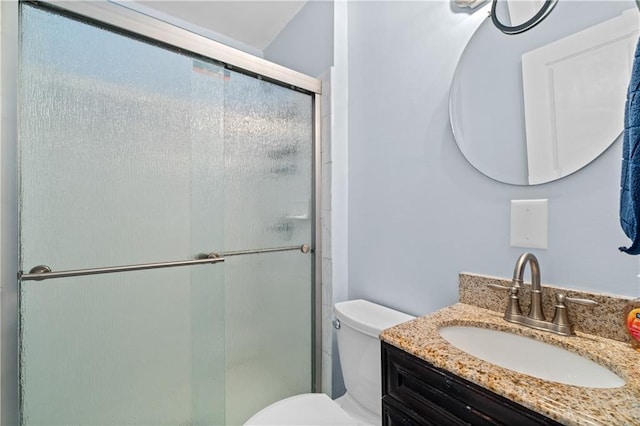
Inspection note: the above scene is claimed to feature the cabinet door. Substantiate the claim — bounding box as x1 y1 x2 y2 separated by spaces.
382 342 562 426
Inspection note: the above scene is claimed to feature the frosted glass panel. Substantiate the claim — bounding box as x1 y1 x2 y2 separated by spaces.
19 4 315 426
224 72 313 251
20 268 224 426
19 5 226 269
19 5 225 425
223 73 313 424
225 253 312 425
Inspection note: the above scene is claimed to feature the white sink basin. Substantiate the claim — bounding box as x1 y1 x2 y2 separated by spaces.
438 325 625 388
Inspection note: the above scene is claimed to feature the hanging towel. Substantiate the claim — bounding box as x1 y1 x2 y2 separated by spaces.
620 38 640 254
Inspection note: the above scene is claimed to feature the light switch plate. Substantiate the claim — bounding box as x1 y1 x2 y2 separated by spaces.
510 199 548 249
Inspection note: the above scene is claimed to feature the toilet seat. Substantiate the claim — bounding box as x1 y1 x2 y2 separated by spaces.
244 393 360 425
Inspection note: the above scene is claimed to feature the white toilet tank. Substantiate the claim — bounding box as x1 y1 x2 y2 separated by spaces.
334 300 414 419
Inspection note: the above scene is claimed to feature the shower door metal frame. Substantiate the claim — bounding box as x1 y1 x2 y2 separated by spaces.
43 1 322 94
9 1 324 422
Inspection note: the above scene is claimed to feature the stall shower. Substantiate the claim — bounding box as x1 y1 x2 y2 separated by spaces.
17 2 320 425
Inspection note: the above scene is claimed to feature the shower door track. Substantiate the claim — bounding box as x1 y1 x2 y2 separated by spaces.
41 1 322 95
20 244 312 281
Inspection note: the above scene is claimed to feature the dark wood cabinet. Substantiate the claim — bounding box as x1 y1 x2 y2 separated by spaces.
381 342 562 425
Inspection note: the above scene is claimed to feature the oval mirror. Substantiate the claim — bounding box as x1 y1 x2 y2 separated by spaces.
491 0 558 35
450 1 639 185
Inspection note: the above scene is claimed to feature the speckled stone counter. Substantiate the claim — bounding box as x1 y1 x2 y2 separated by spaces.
380 303 640 425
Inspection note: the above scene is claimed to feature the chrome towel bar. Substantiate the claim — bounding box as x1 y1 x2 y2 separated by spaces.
20 254 224 281
20 244 311 282
212 244 310 258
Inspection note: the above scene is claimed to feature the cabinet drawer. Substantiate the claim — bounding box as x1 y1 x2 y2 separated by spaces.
383 395 466 426
382 342 561 426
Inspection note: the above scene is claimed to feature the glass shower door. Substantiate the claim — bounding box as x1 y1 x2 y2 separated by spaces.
18 3 315 425
222 72 313 424
19 4 226 424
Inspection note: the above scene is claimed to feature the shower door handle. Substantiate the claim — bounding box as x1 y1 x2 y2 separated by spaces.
20 243 312 282
19 253 224 281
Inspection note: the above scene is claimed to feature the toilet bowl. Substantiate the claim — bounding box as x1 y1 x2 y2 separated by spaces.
245 299 415 425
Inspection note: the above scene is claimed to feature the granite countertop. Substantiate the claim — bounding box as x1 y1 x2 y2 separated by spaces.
380 303 640 426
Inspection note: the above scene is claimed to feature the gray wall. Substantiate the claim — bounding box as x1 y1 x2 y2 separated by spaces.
264 0 334 77
346 1 638 317
266 0 640 318
266 0 343 397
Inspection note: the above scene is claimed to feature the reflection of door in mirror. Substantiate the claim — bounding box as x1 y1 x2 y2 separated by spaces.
450 1 639 186
522 9 639 184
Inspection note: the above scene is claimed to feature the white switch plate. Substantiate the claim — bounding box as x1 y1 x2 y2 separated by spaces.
510 199 548 249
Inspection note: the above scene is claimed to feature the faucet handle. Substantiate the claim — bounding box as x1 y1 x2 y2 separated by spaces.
487 283 510 291
551 293 597 335
487 283 522 291
487 284 522 316
561 294 598 307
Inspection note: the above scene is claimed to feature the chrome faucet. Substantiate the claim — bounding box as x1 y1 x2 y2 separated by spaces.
512 252 545 321
489 253 597 336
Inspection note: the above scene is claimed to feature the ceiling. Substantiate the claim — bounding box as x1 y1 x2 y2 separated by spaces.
136 1 308 50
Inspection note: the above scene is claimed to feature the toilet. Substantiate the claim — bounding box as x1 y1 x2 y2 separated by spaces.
245 299 415 425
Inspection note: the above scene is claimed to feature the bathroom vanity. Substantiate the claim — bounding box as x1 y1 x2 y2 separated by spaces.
382 341 560 425
380 274 640 425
